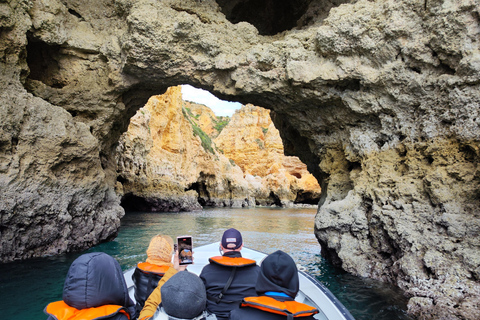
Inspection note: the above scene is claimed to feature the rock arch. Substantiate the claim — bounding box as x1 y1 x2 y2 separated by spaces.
1 0 480 318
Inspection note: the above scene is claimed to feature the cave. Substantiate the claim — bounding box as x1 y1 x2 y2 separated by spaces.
294 191 320 205
25 36 66 89
120 193 155 212
5 1 479 318
187 181 212 206
215 0 353 35
216 0 312 35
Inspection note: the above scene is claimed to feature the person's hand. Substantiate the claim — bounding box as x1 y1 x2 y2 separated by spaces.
173 249 189 271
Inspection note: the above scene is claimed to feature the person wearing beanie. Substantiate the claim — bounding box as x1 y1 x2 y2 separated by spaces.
229 250 319 320
199 228 260 320
154 271 217 320
138 238 189 320
44 252 135 320
134 235 181 319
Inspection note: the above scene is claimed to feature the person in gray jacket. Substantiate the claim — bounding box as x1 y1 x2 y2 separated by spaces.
44 252 135 320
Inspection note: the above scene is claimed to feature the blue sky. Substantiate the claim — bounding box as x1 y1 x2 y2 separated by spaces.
181 85 242 117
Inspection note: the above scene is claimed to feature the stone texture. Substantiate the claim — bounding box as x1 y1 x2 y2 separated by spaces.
214 104 321 206
116 87 320 209
116 86 251 210
1 0 480 318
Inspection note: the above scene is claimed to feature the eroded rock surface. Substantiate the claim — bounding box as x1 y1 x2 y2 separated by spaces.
116 87 320 209
215 104 321 206
1 0 479 318
116 86 251 210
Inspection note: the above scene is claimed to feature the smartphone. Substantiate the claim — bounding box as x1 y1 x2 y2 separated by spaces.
177 236 193 265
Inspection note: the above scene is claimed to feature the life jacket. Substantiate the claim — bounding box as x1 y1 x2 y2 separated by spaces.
45 300 130 320
207 256 257 305
241 296 319 319
136 262 170 275
133 263 171 317
208 256 256 267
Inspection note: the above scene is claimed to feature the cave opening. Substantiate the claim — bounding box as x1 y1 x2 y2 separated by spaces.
116 85 322 212
215 0 353 36
120 193 157 212
25 35 67 89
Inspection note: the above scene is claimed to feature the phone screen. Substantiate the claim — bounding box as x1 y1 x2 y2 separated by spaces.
177 236 193 265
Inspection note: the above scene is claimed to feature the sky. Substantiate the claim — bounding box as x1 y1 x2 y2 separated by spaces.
181 84 242 117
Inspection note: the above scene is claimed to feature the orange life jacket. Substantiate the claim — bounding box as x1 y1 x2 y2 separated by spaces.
241 296 319 318
136 262 170 275
209 256 257 267
45 300 130 320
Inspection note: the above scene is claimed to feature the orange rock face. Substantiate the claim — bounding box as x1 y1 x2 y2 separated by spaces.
116 86 250 211
116 86 321 210
214 104 321 205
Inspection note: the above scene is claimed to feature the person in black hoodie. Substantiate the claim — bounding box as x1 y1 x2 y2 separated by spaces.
199 228 260 320
44 252 135 320
229 250 318 320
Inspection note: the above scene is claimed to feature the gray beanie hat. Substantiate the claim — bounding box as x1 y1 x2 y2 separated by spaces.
161 271 206 319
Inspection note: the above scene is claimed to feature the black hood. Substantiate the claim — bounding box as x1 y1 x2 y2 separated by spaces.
255 250 299 298
62 252 135 315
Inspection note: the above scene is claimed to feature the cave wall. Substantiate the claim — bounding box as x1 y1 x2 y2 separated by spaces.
1 0 479 318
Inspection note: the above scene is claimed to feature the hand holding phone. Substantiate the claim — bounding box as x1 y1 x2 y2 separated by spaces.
177 236 193 265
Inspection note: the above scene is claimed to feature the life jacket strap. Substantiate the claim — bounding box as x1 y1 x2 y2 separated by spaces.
207 266 241 304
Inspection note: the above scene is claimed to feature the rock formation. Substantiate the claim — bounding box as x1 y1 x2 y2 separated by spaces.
116 87 320 210
1 0 479 318
186 101 229 139
116 86 251 210
214 104 321 206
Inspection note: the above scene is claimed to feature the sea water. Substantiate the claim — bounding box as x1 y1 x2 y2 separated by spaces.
0 207 412 320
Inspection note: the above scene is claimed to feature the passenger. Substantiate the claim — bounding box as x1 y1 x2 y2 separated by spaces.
138 245 188 320
199 228 260 320
229 250 319 320
153 271 216 320
44 252 135 320
133 235 175 318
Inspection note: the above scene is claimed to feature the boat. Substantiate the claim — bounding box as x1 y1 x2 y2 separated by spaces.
124 242 355 320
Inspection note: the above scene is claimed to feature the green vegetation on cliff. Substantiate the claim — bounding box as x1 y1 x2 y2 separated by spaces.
182 107 215 155
212 116 230 134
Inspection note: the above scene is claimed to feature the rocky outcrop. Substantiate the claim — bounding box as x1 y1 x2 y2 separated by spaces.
1 0 479 318
116 86 251 210
215 104 321 206
116 88 320 209
186 101 229 139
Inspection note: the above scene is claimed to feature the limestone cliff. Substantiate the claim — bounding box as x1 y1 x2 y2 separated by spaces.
185 101 229 139
215 104 321 206
116 88 320 209
1 0 479 318
116 86 251 210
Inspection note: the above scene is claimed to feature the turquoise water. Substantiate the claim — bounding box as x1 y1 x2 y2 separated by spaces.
0 207 412 320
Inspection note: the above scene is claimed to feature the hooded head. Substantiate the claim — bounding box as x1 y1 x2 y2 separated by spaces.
63 252 134 314
146 234 174 265
161 271 207 319
255 250 299 298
